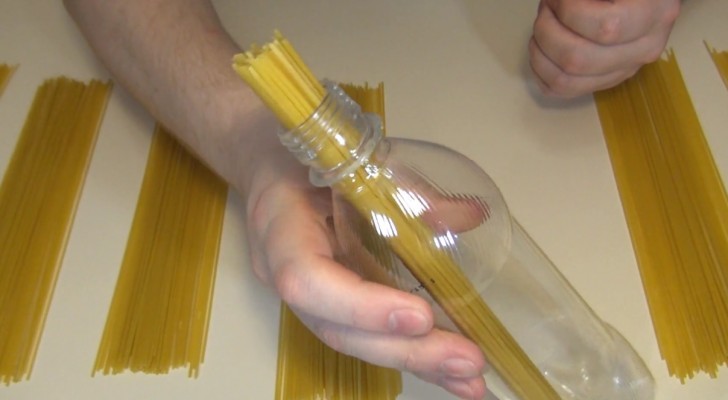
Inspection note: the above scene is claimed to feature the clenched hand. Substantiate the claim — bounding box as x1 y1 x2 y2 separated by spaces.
529 0 681 98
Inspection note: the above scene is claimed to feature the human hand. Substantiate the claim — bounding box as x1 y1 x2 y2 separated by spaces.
241 135 487 399
528 0 681 98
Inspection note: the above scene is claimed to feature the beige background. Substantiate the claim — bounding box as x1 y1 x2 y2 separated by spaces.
1 1 727 399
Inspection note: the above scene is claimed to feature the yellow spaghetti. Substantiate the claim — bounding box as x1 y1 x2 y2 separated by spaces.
594 50 728 380
94 124 227 377
0 77 112 385
277 304 403 399
275 83 402 400
706 42 728 89
340 82 386 134
233 31 559 400
0 64 17 96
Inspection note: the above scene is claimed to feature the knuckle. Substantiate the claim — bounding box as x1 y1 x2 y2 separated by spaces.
595 14 623 45
318 325 346 354
527 36 538 57
402 351 419 372
273 261 307 306
662 1 681 25
621 67 641 84
544 70 575 96
250 259 270 284
246 186 276 233
557 50 588 75
641 28 673 65
532 9 547 36
643 45 664 64
348 301 368 330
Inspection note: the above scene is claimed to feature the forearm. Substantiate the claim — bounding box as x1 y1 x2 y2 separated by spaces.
63 0 279 194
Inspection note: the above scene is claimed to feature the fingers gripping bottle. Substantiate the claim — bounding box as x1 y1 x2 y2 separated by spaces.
278 82 655 400
233 33 654 400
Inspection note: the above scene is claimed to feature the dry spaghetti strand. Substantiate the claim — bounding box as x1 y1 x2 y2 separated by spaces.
594 50 728 381
706 42 728 89
234 31 559 400
340 82 386 134
274 82 402 400
0 77 112 385
0 64 17 97
93 125 227 378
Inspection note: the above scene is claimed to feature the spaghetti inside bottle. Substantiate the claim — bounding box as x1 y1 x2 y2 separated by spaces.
279 81 655 400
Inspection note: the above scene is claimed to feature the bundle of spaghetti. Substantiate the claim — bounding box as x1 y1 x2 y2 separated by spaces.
0 77 112 385
0 63 17 96
340 82 386 134
276 304 403 399
706 42 728 89
93 124 227 377
594 50 728 380
274 82 402 400
233 31 560 400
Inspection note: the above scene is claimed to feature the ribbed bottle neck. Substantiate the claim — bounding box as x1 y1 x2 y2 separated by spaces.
278 81 385 187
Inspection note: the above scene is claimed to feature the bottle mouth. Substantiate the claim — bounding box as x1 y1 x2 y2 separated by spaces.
278 80 385 187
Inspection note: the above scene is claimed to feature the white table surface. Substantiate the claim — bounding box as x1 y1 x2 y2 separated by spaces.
1 1 727 399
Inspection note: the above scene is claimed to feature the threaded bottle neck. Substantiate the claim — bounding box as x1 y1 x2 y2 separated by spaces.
278 81 384 187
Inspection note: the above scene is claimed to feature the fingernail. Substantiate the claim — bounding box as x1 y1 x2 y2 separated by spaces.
441 358 479 378
445 379 475 400
388 309 430 334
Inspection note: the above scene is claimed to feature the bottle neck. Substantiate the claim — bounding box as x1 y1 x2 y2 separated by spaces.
278 81 385 187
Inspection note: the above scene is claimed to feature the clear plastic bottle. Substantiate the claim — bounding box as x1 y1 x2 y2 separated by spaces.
279 81 655 400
